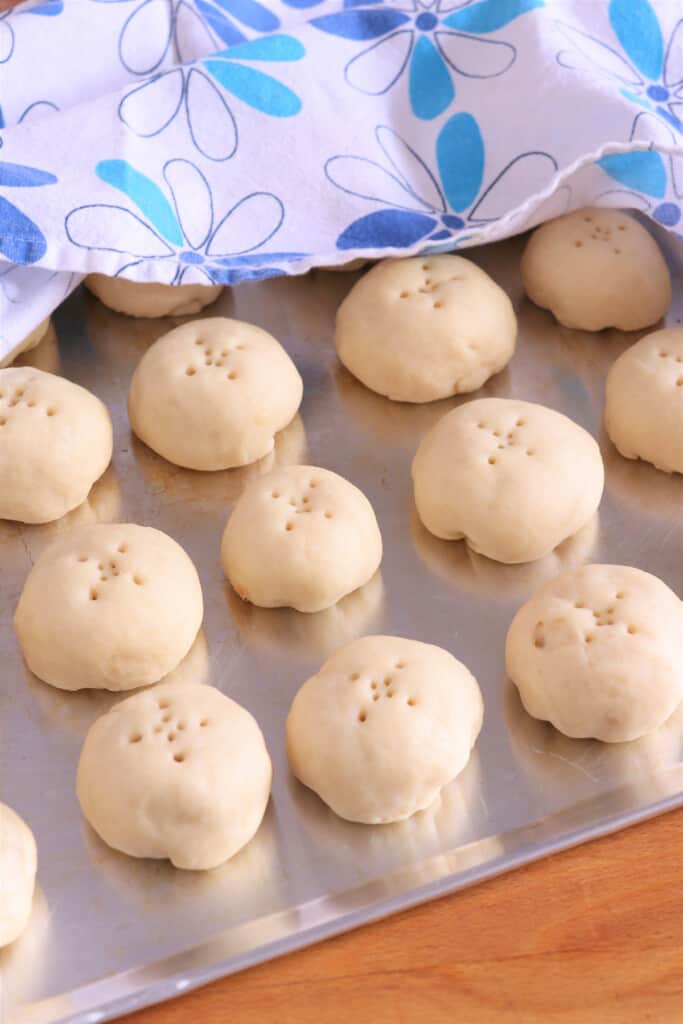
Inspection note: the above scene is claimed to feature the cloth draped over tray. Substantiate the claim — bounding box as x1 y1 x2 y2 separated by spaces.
0 0 682 362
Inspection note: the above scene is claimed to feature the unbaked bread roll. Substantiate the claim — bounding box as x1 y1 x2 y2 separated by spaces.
128 317 303 470
412 398 604 563
0 318 50 368
506 564 683 742
335 255 516 402
221 465 382 613
521 208 671 331
77 682 272 869
0 803 37 948
85 275 222 317
15 523 203 691
0 367 112 523
286 635 483 823
605 326 683 474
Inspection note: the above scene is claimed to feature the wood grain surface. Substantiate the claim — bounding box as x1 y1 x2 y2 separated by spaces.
121 810 683 1024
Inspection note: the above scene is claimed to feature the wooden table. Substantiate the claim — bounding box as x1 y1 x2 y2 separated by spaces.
121 810 683 1024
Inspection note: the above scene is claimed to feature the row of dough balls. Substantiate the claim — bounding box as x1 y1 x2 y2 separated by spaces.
9 557 683 946
0 317 304 524
4 633 483 945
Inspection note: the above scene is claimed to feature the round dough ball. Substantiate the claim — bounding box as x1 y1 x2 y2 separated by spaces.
129 317 303 470
0 803 37 949
286 635 483 824
0 318 50 368
0 367 113 523
14 523 203 691
84 275 222 318
77 682 272 869
521 208 671 331
334 255 517 403
412 398 604 564
222 465 382 613
506 564 683 742
605 326 683 474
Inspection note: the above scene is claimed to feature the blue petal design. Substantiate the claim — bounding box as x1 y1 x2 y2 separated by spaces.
0 107 4 130
0 162 57 187
596 150 666 198
211 250 306 265
653 201 681 226
204 60 301 116
0 197 46 264
336 209 436 249
436 113 485 212
24 0 63 15
429 229 452 240
211 0 280 33
220 34 305 61
96 160 184 245
620 87 653 109
444 0 543 34
409 36 454 120
195 0 246 45
311 9 410 41
608 0 663 81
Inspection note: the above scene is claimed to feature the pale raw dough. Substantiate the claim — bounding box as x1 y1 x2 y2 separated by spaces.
286 635 483 823
129 317 303 470
605 326 683 474
85 275 222 318
334 255 517 403
0 367 113 523
221 465 382 613
0 803 37 949
0 318 50 368
521 208 671 331
412 398 604 564
77 682 272 869
506 564 683 742
15 523 203 691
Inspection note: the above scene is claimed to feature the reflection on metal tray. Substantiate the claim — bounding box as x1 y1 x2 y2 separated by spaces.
3 230 683 1024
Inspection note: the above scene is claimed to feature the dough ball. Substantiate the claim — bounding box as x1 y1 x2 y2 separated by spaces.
0 803 37 949
84 275 222 318
605 326 683 474
506 564 683 742
0 318 50 368
128 317 303 470
221 465 382 613
334 255 517 403
0 367 113 524
286 635 483 823
15 523 203 691
521 208 671 331
77 682 272 869
412 398 604 564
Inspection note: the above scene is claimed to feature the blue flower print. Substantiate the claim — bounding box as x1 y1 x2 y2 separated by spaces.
93 0 281 76
326 114 559 250
65 158 305 284
557 0 683 134
119 34 304 161
311 0 544 120
0 161 57 264
0 1 63 66
594 112 683 234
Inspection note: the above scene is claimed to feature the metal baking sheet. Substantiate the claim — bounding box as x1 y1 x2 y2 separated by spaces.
4 231 683 1024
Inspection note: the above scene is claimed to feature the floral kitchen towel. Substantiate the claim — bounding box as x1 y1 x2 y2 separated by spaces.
0 0 682 360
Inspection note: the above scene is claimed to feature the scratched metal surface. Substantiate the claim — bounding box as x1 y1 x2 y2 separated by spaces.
3 231 683 1024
